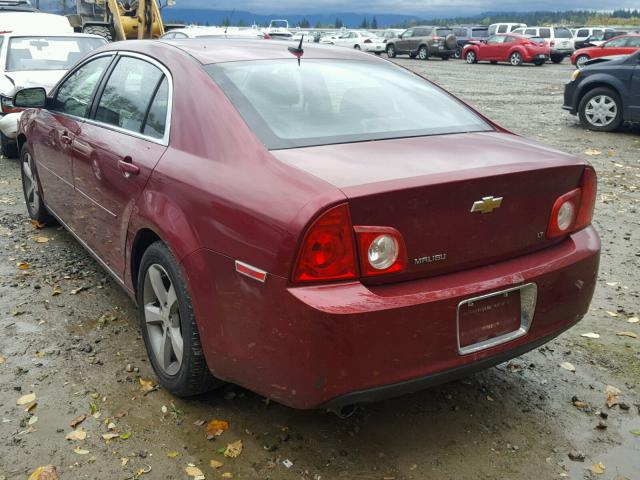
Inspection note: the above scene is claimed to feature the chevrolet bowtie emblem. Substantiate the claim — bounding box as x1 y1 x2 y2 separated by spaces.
471 196 503 214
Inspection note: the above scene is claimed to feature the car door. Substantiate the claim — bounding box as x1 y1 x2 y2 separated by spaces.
29 54 113 222
395 29 414 53
499 36 516 61
71 54 170 278
483 36 505 59
621 36 640 55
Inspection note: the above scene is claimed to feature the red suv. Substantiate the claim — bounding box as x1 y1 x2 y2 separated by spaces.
14 40 599 413
463 34 550 66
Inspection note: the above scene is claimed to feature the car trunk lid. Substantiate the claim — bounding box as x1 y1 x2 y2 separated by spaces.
273 132 588 283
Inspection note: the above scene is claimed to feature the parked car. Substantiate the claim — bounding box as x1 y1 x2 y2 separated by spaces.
160 26 268 40
0 9 73 34
0 32 106 157
14 39 599 413
512 26 574 63
331 30 385 54
584 30 630 47
488 23 526 35
452 25 489 59
572 27 613 49
463 34 550 66
564 49 640 131
385 26 457 60
378 29 405 41
571 34 640 69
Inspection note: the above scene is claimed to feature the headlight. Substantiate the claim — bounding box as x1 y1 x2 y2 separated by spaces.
571 69 581 82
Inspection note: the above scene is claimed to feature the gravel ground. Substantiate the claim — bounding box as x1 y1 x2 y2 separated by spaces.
1 57 639 480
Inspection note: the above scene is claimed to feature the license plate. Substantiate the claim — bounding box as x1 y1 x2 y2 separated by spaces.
457 284 537 355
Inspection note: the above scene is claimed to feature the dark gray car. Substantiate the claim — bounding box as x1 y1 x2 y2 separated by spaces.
386 26 458 60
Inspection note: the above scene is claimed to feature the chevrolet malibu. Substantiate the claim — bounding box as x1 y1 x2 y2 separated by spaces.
14 40 600 414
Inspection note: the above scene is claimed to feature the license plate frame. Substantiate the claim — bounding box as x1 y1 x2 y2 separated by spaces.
456 283 537 355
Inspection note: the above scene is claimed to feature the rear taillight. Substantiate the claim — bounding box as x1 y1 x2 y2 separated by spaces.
354 226 407 277
1 95 23 114
547 167 597 239
263 33 271 39
293 204 357 283
432 35 442 41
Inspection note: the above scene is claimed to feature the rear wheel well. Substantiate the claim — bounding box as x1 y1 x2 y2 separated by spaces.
578 82 622 108
16 133 26 153
131 229 162 297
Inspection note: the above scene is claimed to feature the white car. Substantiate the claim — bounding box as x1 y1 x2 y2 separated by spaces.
488 23 527 35
0 9 73 34
0 33 106 157
512 26 575 63
160 26 268 40
330 30 386 54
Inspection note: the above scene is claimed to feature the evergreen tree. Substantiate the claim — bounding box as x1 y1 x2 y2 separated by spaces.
335 18 343 29
315 20 323 28
371 16 378 29
359 17 369 29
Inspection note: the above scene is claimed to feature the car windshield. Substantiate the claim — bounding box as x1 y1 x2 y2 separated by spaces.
206 59 492 150
554 28 572 38
6 36 105 72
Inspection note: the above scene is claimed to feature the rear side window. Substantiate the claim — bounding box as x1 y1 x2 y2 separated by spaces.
53 56 111 118
436 28 452 36
539 28 551 38
577 29 589 37
497 25 508 33
453 28 467 37
555 28 572 38
143 78 169 139
524 28 536 36
472 28 488 38
94 57 165 135
625 37 640 47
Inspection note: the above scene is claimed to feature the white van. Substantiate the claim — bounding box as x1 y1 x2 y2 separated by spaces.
488 23 527 35
512 26 574 63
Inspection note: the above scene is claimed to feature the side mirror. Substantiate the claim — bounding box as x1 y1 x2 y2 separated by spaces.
14 87 46 109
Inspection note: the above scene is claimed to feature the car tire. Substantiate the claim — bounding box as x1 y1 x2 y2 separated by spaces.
137 241 221 397
465 50 477 64
0 132 18 159
441 55 450 60
575 54 590 69
534 59 545 66
19 144 55 225
418 45 429 60
386 44 396 58
510 51 523 66
454 47 462 59
578 87 623 132
82 24 113 42
551 54 564 64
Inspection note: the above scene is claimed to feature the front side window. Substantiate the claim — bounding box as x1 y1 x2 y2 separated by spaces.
402 29 414 38
206 59 492 150
94 56 164 134
53 55 112 118
605 37 628 47
6 36 106 72
487 36 506 44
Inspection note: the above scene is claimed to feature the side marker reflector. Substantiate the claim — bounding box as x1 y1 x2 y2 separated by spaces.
235 260 267 283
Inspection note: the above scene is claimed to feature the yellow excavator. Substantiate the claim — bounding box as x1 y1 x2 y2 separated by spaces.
67 0 176 42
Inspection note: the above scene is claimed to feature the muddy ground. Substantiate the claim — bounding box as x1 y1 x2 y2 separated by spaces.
1 58 639 480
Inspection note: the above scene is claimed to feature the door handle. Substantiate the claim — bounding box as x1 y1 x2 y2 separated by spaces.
118 157 140 177
60 132 72 145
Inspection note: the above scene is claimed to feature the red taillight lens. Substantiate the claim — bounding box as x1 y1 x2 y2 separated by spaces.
354 226 407 277
292 204 357 283
1 96 23 114
263 33 271 39
576 166 597 230
547 166 597 239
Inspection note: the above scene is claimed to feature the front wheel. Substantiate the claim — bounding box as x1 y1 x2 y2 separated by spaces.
418 45 429 60
465 50 477 64
20 144 54 225
386 44 396 58
510 51 523 66
454 47 462 59
576 54 590 69
578 87 623 132
551 54 564 64
138 242 221 397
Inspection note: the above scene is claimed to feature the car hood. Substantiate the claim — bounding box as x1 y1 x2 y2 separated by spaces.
3 70 66 95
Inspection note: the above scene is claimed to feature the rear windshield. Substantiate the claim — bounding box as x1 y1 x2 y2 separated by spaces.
6 36 106 72
436 28 452 36
205 59 492 150
471 28 489 37
554 28 572 38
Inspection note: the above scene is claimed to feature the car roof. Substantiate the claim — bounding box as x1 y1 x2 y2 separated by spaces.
155 39 379 64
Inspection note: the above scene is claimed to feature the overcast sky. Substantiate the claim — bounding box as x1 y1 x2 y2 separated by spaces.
177 0 638 15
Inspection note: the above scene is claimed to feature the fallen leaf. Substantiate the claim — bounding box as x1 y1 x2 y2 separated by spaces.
205 419 229 437
114 411 127 418
17 261 29 270
102 433 120 440
606 311 619 317
73 447 90 455
25 401 37 412
52 286 62 296
107 422 116 430
28 465 58 480
616 331 638 339
120 432 132 440
65 429 87 441
28 415 38 426
209 460 223 469
224 440 243 458
167 451 180 458
30 219 45 229
560 362 576 373
486 395 494 402
222 473 233 479
628 317 639 324
282 459 294 469
121 457 129 466
588 462 605 474
139 378 155 392
581 332 600 339
70 286 88 295
630 429 640 436
584 149 602 156
606 393 619 408
89 402 98 415
573 400 589 410
17 393 36 405
35 237 49 243
34 351 45 358
185 464 205 479
605 282 619 287
606 385 621 396
0 355 5 365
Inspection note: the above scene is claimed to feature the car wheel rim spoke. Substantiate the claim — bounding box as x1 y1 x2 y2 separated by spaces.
143 263 183 376
23 154 38 209
586 96 616 126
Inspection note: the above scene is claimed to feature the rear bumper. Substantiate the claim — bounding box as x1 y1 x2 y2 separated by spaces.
551 49 574 57
184 227 600 410
429 46 456 56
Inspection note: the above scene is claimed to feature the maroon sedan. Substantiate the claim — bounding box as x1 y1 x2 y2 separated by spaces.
14 40 599 414
463 34 550 66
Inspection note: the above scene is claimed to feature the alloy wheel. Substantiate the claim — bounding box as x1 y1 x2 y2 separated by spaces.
143 264 184 376
576 55 589 69
585 95 617 127
22 152 39 213
418 47 428 60
510 52 521 66
466 51 476 63
386 45 395 57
